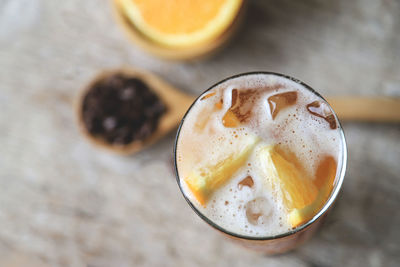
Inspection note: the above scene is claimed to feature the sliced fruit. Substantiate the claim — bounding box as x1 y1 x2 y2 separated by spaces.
289 156 337 227
288 181 330 228
118 0 243 47
313 155 337 190
184 136 259 206
260 145 318 211
260 146 338 227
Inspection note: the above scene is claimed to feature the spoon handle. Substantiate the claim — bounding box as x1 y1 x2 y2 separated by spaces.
182 95 400 122
326 96 400 122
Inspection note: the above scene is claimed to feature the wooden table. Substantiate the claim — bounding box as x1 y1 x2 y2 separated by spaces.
0 0 399 266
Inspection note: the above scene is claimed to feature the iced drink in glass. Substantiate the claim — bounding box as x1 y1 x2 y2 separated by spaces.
174 72 347 254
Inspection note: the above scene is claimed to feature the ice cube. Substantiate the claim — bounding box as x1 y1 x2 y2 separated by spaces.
215 98 223 110
245 197 272 225
267 91 297 119
222 110 240 127
196 96 223 131
231 88 239 108
306 101 337 129
238 175 254 190
222 89 257 127
194 106 213 131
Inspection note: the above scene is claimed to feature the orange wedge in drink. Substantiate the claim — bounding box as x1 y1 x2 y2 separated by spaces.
260 146 318 211
260 146 337 228
184 135 259 206
117 0 243 48
289 156 337 227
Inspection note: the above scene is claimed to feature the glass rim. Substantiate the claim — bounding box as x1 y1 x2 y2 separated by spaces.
173 71 347 241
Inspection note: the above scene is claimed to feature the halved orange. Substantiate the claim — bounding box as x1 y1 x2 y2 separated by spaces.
117 0 243 47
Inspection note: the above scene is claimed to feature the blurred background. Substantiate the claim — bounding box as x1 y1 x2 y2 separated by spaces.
0 0 399 266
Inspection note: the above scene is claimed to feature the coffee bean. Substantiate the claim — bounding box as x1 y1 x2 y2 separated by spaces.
81 73 167 145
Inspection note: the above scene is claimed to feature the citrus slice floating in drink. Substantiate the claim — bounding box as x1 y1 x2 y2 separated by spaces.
118 0 243 48
289 155 337 227
259 146 337 228
184 135 259 206
260 145 318 211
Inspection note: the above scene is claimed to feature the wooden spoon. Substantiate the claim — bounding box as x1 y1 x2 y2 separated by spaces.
326 96 400 123
75 68 193 155
76 68 400 155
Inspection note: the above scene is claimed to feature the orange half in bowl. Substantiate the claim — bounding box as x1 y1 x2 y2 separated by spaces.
113 0 245 60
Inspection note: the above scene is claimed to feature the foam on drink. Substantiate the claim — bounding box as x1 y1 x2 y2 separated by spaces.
176 73 343 237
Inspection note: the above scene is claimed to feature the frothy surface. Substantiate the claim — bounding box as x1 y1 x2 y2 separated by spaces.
176 73 343 237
